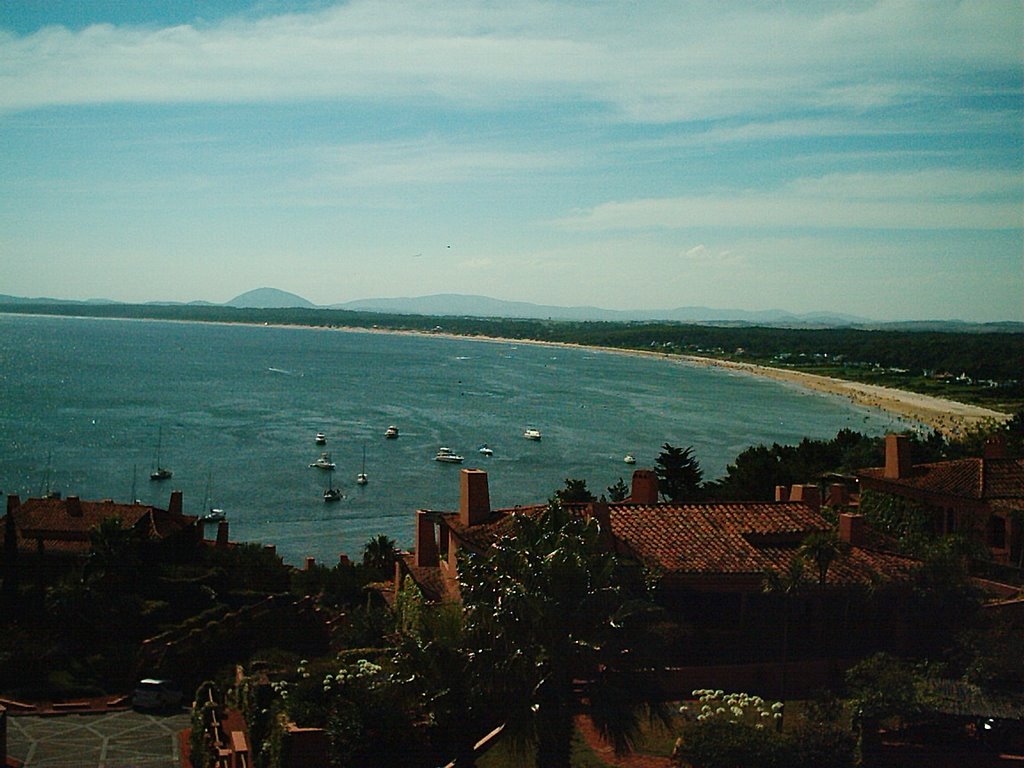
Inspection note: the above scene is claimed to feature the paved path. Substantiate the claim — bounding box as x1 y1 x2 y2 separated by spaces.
7 709 190 767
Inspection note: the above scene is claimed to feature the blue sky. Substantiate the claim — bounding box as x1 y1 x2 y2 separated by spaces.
0 1 1021 321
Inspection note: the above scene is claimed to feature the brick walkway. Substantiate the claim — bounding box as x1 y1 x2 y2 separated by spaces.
574 715 675 768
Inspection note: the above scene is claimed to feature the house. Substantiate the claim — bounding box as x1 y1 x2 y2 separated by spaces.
1 490 200 561
856 433 1024 564
397 468 921 663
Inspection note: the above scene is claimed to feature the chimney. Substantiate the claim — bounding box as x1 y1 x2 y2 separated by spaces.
789 484 821 514
66 496 83 517
414 511 440 567
6 495 19 516
168 490 183 516
984 434 1007 460
216 520 229 547
774 485 789 502
460 469 490 527
827 483 849 507
630 470 660 504
304 556 316 571
839 513 865 547
884 434 913 479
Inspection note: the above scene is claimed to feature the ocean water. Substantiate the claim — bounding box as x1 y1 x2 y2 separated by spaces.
0 313 911 565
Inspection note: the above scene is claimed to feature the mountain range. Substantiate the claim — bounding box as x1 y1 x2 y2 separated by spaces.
1 287 1021 333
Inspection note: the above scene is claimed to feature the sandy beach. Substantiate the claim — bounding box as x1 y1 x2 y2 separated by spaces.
343 324 1012 438
675 355 1010 438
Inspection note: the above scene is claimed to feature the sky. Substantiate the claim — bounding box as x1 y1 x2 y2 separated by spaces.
0 1 1021 322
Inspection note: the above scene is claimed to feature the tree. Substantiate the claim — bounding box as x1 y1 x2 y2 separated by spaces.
799 530 850 585
362 534 397 574
459 500 668 767
555 477 596 504
606 477 630 502
655 444 704 502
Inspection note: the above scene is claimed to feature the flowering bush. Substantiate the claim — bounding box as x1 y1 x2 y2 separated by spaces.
682 689 783 729
674 690 854 768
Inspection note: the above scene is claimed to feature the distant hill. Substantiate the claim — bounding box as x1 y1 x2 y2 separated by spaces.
335 293 868 326
1 290 1020 332
226 288 316 309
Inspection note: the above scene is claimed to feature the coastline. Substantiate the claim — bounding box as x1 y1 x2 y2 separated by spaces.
675 355 1009 438
5 311 1009 439
346 325 1010 438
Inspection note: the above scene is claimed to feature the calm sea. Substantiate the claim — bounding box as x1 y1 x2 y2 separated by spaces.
0 314 911 565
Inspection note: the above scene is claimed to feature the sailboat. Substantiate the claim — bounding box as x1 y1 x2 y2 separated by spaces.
150 427 172 481
323 467 342 503
356 446 368 485
200 471 225 522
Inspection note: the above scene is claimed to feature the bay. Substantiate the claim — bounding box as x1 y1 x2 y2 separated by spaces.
0 313 911 565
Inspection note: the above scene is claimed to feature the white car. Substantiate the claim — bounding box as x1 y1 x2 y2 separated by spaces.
132 678 183 710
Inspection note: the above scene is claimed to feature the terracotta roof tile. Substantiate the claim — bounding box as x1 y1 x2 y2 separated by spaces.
607 501 915 585
3 496 197 555
858 457 1024 501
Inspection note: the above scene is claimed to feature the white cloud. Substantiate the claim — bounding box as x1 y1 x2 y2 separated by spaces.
0 0 1019 123
558 169 1024 232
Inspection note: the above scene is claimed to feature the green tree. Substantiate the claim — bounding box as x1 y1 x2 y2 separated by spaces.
799 529 850 585
459 500 668 767
606 477 630 502
362 534 397 574
655 444 704 502
555 477 596 504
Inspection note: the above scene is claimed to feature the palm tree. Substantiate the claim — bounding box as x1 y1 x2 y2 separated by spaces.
459 500 669 767
362 533 397 574
799 529 850 585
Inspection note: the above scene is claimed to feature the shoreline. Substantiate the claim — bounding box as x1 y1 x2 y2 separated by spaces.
345 325 1009 438
5 311 1010 438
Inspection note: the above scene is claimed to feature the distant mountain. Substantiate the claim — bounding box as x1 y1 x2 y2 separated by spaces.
226 288 316 309
335 293 868 326
1 290 1019 332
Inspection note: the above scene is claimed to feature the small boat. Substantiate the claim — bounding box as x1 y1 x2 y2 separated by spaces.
384 425 399 439
150 427 173 481
356 445 368 485
434 447 464 463
478 444 493 456
323 466 342 502
315 432 327 445
200 509 225 523
624 453 636 464
309 451 336 470
523 427 542 441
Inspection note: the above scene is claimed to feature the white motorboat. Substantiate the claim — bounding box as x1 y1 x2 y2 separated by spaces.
384 425 399 439
315 432 327 445
523 427 542 441
356 446 368 485
624 453 636 464
478 444 493 456
310 451 336 470
434 447 464 463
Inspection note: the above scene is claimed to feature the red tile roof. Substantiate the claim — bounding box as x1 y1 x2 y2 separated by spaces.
433 498 914 589
607 502 915 585
2 496 197 555
858 457 1024 502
